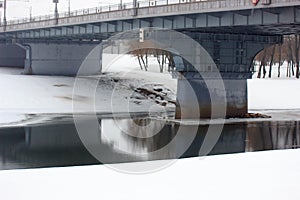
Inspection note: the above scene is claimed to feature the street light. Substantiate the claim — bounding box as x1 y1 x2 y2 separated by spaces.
68 0 70 16
29 5 32 20
53 0 58 24
133 0 137 16
3 0 7 26
1 0 29 29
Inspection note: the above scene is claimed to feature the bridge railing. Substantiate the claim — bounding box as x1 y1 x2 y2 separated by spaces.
3 0 215 26
2 0 299 28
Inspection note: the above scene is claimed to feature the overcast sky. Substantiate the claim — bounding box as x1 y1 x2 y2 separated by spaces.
1 0 132 21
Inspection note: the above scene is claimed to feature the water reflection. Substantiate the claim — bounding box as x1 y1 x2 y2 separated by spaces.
0 125 99 170
246 121 300 151
0 118 299 170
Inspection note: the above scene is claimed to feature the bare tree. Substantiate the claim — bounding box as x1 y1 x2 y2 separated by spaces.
286 36 294 77
294 35 300 78
130 40 176 73
268 45 276 78
254 35 300 78
256 48 267 78
276 44 284 78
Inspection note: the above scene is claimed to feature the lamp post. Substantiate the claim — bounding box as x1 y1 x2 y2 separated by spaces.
3 0 6 27
133 0 137 16
68 0 70 16
53 0 58 24
2 0 30 30
29 5 32 20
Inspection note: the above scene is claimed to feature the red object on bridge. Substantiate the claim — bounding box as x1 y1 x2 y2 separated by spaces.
252 0 260 5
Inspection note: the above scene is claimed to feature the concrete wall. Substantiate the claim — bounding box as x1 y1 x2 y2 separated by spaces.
26 43 102 76
0 44 25 68
176 77 247 118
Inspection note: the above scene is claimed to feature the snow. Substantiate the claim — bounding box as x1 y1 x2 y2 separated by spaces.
0 55 300 125
248 79 300 110
0 149 299 200
0 55 176 125
249 62 300 110
0 112 27 125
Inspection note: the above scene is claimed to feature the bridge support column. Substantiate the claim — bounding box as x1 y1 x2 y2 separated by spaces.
0 44 26 68
174 33 281 119
176 72 249 119
21 43 102 76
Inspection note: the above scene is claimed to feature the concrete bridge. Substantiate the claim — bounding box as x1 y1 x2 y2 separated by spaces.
0 0 299 118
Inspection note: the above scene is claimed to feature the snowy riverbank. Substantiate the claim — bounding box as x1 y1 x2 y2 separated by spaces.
0 55 300 125
0 55 177 125
0 148 299 200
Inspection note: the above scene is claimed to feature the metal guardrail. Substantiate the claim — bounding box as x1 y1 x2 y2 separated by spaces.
2 0 216 26
1 0 299 29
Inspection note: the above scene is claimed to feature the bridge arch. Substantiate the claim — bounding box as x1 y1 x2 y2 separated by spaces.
251 41 298 79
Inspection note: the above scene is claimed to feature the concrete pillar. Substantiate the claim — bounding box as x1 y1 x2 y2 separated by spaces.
0 44 26 68
22 43 102 76
175 34 281 119
176 73 249 118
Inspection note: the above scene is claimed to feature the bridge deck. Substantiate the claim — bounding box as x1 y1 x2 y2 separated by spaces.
0 0 300 39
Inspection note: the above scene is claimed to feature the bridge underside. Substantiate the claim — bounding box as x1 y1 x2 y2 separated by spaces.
0 30 281 118
1 23 299 44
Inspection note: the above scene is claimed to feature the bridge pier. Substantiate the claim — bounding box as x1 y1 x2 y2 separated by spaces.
20 43 102 76
176 73 249 118
175 33 281 119
0 44 26 68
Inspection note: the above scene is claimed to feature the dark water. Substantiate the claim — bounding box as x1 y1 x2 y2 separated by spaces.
0 117 299 170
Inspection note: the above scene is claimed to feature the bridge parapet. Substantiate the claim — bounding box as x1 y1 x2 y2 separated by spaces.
0 0 299 35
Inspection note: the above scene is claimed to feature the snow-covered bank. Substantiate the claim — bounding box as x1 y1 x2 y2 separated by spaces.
0 55 177 125
248 79 300 110
0 149 299 200
0 55 300 125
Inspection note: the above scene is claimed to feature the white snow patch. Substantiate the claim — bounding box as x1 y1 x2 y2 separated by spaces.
0 149 299 200
0 55 177 124
0 112 27 125
248 79 300 110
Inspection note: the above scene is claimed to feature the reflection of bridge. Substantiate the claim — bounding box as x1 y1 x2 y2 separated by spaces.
0 0 299 118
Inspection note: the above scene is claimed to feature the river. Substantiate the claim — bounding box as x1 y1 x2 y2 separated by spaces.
0 113 299 170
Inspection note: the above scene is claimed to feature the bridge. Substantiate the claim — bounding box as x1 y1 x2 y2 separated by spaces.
0 0 299 118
